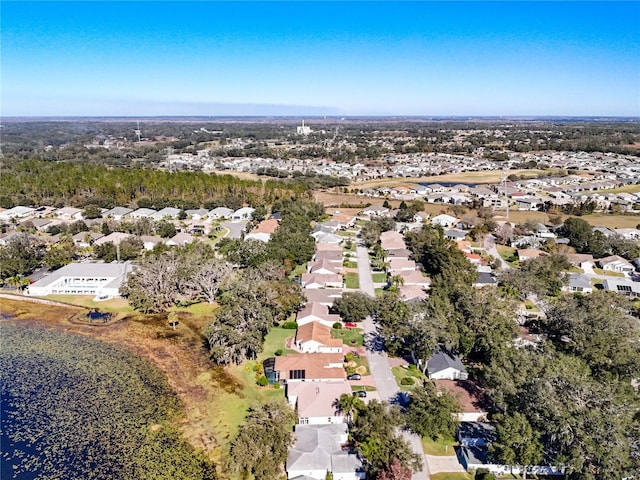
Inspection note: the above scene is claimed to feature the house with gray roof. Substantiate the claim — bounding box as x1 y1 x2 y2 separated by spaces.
427 351 468 380
150 207 181 220
564 274 593 294
102 207 133 220
208 207 234 220
128 208 157 218
26 261 132 299
286 424 364 480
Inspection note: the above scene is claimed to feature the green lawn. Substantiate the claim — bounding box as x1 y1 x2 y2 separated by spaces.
260 327 297 360
351 385 377 392
343 261 358 269
344 272 360 289
592 268 625 277
208 327 294 454
421 436 458 456
569 266 585 273
429 473 472 480
345 353 370 375
288 263 308 280
332 327 364 347
375 288 385 298
372 273 387 283
391 365 425 391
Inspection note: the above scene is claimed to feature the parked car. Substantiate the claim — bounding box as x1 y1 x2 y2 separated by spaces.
352 390 367 398
347 373 362 380
344 322 358 328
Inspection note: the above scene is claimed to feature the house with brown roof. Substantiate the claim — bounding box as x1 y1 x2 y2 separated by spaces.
308 259 342 275
435 379 489 422
274 353 345 383
245 218 279 242
296 322 343 354
303 289 343 307
387 258 417 274
396 270 431 288
598 255 634 273
516 248 548 262
380 231 406 250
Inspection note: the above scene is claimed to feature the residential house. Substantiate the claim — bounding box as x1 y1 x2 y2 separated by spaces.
0 206 36 221
286 382 352 425
151 207 181 220
139 235 164 251
435 380 489 422
185 208 209 220
444 229 468 241
385 247 412 261
208 207 234 220
516 249 548 262
427 351 469 381
128 208 157 219
54 206 84 221
297 302 342 328
379 231 406 250
398 285 428 303
26 261 133 299
396 270 431 288
431 214 459 228
94 232 131 246
387 258 417 274
232 207 255 221
313 232 343 245
598 255 634 273
564 274 593 294
274 353 345 383
360 205 390 217
301 273 344 289
286 424 364 480
565 253 595 270
309 260 342 276
245 219 279 242
72 231 104 248
295 322 344 354
166 232 196 246
602 278 640 297
101 207 133 220
303 289 343 307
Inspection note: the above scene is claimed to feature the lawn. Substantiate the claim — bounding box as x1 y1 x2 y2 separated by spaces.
260 327 297 360
344 272 360 289
592 268 625 277
345 353 370 375
343 261 358 269
45 295 134 313
429 473 472 480
205 327 294 456
421 435 459 456
288 263 308 280
332 327 364 347
372 273 387 283
391 365 425 391
496 245 518 266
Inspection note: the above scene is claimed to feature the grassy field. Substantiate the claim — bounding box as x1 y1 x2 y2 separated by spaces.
343 261 358 268
344 272 360 289
44 294 135 313
429 473 472 480
391 365 425 391
496 245 518 266
332 327 364 347
372 273 388 283
592 268 625 277
421 436 459 456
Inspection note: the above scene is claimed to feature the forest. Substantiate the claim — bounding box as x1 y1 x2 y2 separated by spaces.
0 159 307 209
0 321 216 480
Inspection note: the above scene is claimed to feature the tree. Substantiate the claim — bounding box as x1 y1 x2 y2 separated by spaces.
500 254 570 298
544 291 640 378
490 412 543 480
333 292 375 323
405 381 460 441
82 204 102 219
156 220 177 238
252 205 267 222
376 459 412 480
188 261 233 304
335 393 364 425
43 238 77 270
562 217 593 253
229 401 296 480
350 400 422 477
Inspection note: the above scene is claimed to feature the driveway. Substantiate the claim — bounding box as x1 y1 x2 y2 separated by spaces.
356 245 375 296
425 454 466 474
484 234 509 270
220 220 247 239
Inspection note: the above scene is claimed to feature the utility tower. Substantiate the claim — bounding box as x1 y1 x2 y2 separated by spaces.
134 121 142 143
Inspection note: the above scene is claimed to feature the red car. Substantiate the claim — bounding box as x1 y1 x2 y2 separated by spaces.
344 322 358 328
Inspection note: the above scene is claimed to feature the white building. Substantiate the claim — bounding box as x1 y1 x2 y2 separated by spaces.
26 262 133 300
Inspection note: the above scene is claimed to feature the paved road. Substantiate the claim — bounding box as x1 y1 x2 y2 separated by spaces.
220 220 247 239
484 234 509 271
356 244 430 480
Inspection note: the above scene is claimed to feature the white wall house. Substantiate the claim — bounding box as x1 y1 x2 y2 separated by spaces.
26 261 133 300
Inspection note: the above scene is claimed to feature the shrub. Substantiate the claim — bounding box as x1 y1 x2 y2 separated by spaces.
333 322 343 330
345 352 355 362
274 349 283 356
256 376 269 386
282 321 298 330
401 377 415 386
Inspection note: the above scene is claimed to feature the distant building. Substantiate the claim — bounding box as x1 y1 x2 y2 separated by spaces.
296 120 312 135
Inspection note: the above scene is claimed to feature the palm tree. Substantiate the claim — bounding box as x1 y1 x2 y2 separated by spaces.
334 393 364 425
389 274 405 291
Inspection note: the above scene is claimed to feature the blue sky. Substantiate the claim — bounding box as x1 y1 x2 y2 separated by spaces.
2 1 639 116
